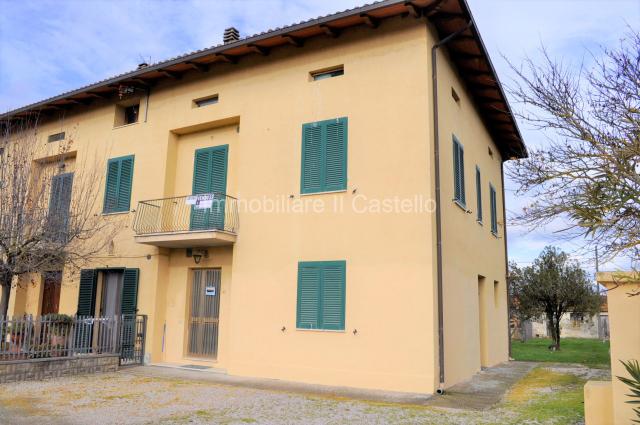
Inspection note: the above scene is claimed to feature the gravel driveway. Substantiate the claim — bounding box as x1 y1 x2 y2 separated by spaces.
0 363 609 425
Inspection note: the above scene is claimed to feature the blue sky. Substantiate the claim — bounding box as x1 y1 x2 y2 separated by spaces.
1 0 638 272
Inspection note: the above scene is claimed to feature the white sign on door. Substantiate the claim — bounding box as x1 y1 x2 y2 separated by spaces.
205 286 216 296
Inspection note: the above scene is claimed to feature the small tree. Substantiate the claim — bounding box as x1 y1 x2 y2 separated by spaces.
511 246 601 350
506 29 640 266
0 115 120 317
508 261 539 341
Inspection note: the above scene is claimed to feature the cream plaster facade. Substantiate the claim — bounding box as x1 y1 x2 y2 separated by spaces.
5 15 511 394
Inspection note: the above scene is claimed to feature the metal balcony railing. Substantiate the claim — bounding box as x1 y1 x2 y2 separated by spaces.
132 193 239 235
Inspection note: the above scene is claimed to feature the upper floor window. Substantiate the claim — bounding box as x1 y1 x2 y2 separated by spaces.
48 132 65 143
114 103 140 127
124 105 139 124
194 94 219 108
475 166 482 223
310 65 344 81
297 260 346 330
47 172 74 242
103 155 134 214
301 117 348 194
452 136 465 207
490 183 498 235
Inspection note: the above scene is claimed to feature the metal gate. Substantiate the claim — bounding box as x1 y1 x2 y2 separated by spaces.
187 269 221 358
119 315 147 366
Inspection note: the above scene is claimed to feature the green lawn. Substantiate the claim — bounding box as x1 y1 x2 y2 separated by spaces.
511 338 610 367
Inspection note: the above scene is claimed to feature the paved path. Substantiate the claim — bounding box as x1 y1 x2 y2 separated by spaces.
137 361 537 409
424 361 538 410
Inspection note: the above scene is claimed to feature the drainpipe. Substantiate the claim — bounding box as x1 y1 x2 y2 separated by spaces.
431 19 474 395
501 162 511 358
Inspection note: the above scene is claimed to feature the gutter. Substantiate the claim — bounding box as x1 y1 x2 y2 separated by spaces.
431 19 474 395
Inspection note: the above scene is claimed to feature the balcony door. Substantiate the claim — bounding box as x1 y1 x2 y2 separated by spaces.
187 269 221 359
190 145 228 231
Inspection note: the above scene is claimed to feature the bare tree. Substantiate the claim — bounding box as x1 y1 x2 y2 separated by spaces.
506 29 640 266
0 115 120 317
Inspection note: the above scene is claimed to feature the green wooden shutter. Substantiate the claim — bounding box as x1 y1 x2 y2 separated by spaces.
103 155 134 213
490 184 498 234
190 145 228 230
117 157 134 212
297 264 321 329
121 268 139 316
324 118 348 192
209 146 228 229
301 124 323 194
77 269 98 316
319 261 346 330
453 137 465 205
475 166 482 222
103 160 120 212
301 117 347 194
297 261 346 330
48 172 74 240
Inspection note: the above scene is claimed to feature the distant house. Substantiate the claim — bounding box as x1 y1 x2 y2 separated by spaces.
530 296 609 339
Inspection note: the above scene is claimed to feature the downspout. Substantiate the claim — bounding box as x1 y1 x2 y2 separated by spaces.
501 162 511 357
431 19 474 395
144 88 151 123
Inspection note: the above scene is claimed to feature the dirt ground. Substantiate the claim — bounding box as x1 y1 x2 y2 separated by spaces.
0 362 609 425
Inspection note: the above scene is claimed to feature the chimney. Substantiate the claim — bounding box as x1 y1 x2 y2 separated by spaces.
223 27 240 44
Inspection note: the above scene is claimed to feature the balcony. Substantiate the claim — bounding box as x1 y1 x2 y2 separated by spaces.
132 193 238 248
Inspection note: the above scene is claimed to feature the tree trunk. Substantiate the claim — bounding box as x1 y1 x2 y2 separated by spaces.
553 316 562 350
546 311 559 350
0 283 10 318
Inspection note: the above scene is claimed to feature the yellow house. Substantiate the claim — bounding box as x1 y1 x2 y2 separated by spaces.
585 272 640 425
0 0 527 394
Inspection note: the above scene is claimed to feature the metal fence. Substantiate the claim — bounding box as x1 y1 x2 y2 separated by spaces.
0 315 147 365
132 193 239 235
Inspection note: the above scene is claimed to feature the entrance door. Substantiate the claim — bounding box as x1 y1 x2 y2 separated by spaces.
41 271 62 315
99 271 124 352
187 269 221 358
190 145 228 231
101 271 123 317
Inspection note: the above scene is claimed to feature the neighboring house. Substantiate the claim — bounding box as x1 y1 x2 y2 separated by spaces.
585 272 640 425
0 0 526 394
529 298 609 340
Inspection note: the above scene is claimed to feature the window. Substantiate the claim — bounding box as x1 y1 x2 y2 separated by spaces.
301 117 348 194
570 312 585 323
310 66 344 81
452 136 465 206
48 172 74 242
490 183 498 235
124 105 139 124
103 155 134 214
194 94 219 108
475 166 482 223
48 132 65 143
297 261 346 330
114 103 140 127
451 87 460 103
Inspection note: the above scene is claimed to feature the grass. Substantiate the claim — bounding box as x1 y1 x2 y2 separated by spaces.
503 367 586 424
511 337 610 367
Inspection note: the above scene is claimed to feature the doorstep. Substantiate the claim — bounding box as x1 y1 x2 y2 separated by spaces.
149 362 228 375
